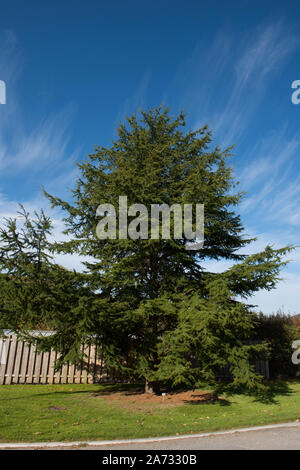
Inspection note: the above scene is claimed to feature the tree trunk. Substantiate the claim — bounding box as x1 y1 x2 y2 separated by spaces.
145 380 161 394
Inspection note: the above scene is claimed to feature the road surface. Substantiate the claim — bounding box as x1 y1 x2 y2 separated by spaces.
2 423 300 450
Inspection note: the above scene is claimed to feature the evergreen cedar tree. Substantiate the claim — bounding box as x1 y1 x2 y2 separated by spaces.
0 206 90 351
0 107 294 396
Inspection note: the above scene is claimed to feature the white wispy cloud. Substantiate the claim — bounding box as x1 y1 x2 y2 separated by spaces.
0 27 81 200
211 22 298 146
238 126 300 227
0 29 84 270
0 105 78 175
174 21 298 151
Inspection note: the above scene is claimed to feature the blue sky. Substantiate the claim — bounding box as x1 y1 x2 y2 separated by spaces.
0 0 300 313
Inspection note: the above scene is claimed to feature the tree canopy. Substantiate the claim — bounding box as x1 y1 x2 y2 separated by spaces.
0 206 93 365
1 106 293 395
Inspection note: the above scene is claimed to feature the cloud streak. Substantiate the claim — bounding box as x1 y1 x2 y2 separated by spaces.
211 22 298 146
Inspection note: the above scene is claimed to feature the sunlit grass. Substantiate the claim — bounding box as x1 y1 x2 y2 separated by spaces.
0 380 300 442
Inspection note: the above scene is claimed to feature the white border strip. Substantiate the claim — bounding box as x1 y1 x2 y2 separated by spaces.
0 421 300 449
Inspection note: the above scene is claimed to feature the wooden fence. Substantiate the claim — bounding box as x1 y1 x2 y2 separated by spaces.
0 333 270 385
0 334 122 385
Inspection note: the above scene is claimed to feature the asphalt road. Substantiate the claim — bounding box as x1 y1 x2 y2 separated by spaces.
2 424 300 450
76 426 300 450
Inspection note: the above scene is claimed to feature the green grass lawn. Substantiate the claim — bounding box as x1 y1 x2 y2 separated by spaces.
1 381 300 442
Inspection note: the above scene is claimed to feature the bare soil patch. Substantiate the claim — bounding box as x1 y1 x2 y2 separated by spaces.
92 389 218 409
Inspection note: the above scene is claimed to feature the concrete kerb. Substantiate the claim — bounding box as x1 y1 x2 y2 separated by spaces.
1 421 300 449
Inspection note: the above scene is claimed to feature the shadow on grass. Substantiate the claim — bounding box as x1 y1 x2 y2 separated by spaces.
236 379 294 405
0 380 296 406
183 393 231 406
90 383 144 396
0 382 143 402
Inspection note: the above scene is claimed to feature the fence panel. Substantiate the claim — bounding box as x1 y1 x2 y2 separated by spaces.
0 334 122 385
20 341 30 383
0 333 270 384
5 336 17 385
0 338 8 385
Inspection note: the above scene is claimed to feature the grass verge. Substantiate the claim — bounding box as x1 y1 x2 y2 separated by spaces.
0 380 300 442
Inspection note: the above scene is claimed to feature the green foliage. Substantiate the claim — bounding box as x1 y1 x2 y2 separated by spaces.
156 280 266 394
0 206 92 364
0 205 53 332
254 312 299 378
